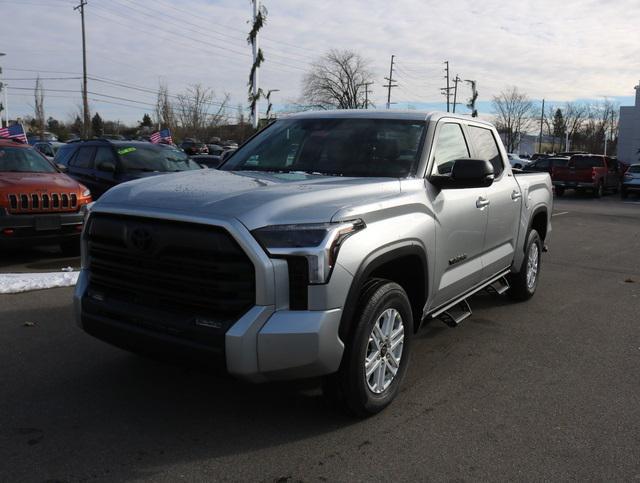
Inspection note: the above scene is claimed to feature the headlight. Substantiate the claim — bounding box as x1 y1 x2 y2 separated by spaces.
78 184 91 198
253 220 365 284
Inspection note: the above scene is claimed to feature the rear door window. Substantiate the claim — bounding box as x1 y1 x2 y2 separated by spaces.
467 125 504 177
94 147 117 168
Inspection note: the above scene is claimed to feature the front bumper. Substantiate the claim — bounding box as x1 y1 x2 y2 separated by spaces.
622 181 640 192
75 270 344 381
0 210 84 244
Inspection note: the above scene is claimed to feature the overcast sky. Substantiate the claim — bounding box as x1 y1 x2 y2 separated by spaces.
1 0 639 125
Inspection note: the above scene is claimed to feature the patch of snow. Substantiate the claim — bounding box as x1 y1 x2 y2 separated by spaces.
0 271 79 294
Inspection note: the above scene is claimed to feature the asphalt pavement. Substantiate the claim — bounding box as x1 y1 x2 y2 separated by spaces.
1 193 639 482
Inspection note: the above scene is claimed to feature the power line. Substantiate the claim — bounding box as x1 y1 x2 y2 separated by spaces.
92 2 309 72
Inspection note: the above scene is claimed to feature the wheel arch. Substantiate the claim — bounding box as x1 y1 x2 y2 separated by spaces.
339 243 428 342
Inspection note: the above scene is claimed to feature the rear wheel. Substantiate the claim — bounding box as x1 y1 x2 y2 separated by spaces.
594 181 604 198
323 280 413 417
508 229 542 301
621 187 628 199
555 186 565 197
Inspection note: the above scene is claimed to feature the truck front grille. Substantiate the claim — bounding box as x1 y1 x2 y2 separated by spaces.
85 214 255 344
7 192 78 213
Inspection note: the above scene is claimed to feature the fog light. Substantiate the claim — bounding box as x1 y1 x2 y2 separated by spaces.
2 228 14 236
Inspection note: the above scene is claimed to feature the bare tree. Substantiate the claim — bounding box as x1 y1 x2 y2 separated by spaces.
34 76 45 138
175 84 230 140
176 84 214 139
561 102 588 150
155 82 175 131
301 49 373 110
492 86 534 152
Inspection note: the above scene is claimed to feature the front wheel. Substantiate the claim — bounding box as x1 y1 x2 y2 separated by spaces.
508 229 542 301
555 186 565 197
621 188 628 199
323 280 413 417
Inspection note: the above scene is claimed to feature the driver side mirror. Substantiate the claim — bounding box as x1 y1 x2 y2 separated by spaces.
97 161 116 173
56 163 68 173
430 158 495 189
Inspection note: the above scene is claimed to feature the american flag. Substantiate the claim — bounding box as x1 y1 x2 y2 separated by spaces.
150 128 173 144
0 124 28 143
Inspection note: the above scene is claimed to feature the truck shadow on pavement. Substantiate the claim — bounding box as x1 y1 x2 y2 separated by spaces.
0 245 80 272
1 299 359 480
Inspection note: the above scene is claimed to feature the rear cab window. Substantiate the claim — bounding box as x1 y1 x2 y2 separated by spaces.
467 125 504 177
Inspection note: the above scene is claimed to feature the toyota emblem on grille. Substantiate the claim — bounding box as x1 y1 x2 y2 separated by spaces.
130 227 153 251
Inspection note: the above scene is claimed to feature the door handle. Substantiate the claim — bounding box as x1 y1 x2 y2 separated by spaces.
476 197 490 209
511 190 522 200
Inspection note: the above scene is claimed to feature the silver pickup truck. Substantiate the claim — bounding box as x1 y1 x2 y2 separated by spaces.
74 111 552 416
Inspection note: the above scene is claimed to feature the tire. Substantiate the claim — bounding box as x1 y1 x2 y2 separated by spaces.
594 181 603 198
555 186 565 197
621 188 628 199
60 239 81 257
507 229 542 301
323 280 413 417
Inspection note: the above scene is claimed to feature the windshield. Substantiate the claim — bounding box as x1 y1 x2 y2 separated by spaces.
0 146 57 173
628 165 640 173
116 145 201 172
220 118 426 177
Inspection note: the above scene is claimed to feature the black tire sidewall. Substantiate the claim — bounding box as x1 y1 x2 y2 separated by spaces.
343 282 413 416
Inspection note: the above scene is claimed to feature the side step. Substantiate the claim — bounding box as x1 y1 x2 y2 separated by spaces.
485 276 510 295
436 299 472 328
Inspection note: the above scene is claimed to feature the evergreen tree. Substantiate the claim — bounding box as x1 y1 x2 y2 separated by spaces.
552 108 565 140
140 113 153 128
91 112 104 137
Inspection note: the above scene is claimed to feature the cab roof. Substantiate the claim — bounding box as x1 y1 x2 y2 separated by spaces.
282 109 494 127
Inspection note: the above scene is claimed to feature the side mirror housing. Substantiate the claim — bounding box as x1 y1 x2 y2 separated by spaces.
97 161 116 173
56 163 68 172
430 158 495 189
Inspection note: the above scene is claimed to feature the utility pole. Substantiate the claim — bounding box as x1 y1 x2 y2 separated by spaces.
441 61 452 112
251 0 260 129
538 98 545 153
74 0 90 138
361 82 373 109
383 55 398 109
0 52 7 127
452 75 461 113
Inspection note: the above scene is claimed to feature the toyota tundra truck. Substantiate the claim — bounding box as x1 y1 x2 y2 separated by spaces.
75 111 552 416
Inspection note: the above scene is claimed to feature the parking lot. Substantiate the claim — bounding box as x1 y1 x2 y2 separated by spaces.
1 193 639 482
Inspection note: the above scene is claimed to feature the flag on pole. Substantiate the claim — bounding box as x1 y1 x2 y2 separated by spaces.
0 124 28 143
150 128 173 144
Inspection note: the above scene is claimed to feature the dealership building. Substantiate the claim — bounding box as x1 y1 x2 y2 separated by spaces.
617 83 640 165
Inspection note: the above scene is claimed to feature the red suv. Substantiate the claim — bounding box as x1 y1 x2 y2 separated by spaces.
0 139 92 254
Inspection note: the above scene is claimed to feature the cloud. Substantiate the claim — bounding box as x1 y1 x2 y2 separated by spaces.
2 0 639 123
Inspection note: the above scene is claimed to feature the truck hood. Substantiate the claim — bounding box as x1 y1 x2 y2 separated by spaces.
0 171 83 192
96 169 401 230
